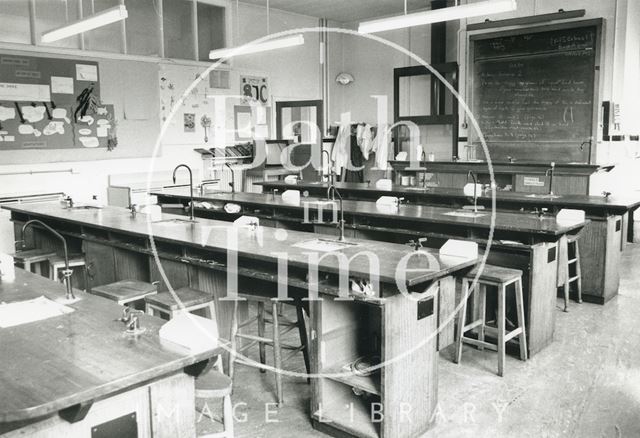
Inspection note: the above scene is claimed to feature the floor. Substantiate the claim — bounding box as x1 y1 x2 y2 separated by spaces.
197 243 640 438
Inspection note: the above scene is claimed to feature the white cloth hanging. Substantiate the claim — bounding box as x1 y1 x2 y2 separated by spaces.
331 123 350 175
358 124 374 160
372 126 391 170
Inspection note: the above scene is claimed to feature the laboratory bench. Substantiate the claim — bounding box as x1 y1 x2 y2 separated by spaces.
0 268 221 438
2 202 478 438
255 180 639 304
152 188 589 357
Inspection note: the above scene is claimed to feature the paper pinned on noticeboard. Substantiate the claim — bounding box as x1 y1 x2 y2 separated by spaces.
76 64 98 82
51 76 74 94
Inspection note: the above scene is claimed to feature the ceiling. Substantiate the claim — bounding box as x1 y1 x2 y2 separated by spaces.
239 0 439 23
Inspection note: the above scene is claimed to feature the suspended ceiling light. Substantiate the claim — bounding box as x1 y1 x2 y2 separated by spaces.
209 34 305 60
358 0 517 34
41 5 128 43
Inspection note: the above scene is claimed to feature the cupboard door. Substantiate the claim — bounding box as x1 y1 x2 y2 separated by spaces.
84 241 116 292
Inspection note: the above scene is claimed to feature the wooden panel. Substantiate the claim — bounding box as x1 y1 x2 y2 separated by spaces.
526 243 558 355
149 257 189 292
114 248 149 282
382 282 437 438
602 216 622 302
1 384 151 438
437 276 456 350
84 241 116 292
578 219 608 300
149 373 196 438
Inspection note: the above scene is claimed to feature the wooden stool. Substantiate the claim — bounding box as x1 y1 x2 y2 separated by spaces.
229 295 310 406
90 280 157 306
49 255 88 291
145 287 215 319
455 265 528 377
563 236 583 311
12 248 56 276
195 369 234 438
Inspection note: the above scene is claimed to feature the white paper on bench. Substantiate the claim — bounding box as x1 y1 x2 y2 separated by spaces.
0 296 74 328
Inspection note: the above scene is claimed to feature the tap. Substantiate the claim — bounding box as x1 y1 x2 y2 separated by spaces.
172 164 195 221
321 149 331 183
545 162 555 196
225 163 235 193
21 220 75 300
328 186 346 242
63 196 74 208
199 180 219 196
420 151 428 188
467 171 479 213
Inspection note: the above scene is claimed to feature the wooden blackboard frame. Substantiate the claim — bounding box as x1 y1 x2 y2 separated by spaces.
467 19 604 164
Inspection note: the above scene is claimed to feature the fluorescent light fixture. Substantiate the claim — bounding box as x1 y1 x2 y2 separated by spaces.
41 5 128 43
209 34 305 60
358 0 517 34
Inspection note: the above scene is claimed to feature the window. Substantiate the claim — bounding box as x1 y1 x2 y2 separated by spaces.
0 1 31 44
82 0 123 53
35 0 82 49
126 0 161 56
197 0 227 61
163 0 195 60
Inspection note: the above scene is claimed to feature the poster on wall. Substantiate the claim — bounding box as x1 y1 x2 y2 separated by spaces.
0 53 117 151
240 75 269 104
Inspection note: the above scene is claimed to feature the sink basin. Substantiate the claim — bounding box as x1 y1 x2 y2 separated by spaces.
525 194 562 199
152 218 197 225
443 210 487 219
69 205 103 210
293 238 359 252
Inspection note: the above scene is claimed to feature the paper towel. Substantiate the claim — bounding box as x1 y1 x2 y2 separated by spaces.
282 190 301 205
439 239 478 259
0 253 15 281
159 313 219 353
375 179 393 190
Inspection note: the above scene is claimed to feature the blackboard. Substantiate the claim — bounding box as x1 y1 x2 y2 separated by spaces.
0 53 115 151
470 21 601 163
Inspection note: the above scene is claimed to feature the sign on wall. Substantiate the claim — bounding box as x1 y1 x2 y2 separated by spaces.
240 75 269 104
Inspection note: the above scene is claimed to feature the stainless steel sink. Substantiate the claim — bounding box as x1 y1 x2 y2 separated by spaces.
525 194 562 199
293 238 359 252
443 210 487 219
152 218 197 225
68 205 103 210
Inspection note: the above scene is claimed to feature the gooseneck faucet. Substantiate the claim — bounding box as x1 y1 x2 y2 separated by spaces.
327 185 346 242
200 180 218 196
420 151 428 188
172 164 195 221
545 162 556 196
322 149 334 187
225 163 235 193
21 220 75 300
467 171 480 213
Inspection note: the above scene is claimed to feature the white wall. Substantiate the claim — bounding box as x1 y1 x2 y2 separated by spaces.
0 3 321 207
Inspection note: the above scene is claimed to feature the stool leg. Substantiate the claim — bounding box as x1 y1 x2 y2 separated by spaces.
222 394 234 438
497 284 506 377
478 284 487 351
295 301 311 379
575 242 583 304
24 261 32 274
455 280 469 364
145 303 153 316
271 302 283 406
229 300 239 380
563 278 570 312
257 302 266 373
514 279 528 361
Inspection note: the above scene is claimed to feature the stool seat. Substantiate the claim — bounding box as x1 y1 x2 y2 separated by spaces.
145 287 212 311
13 248 57 261
195 370 233 398
465 265 523 284
91 280 157 305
